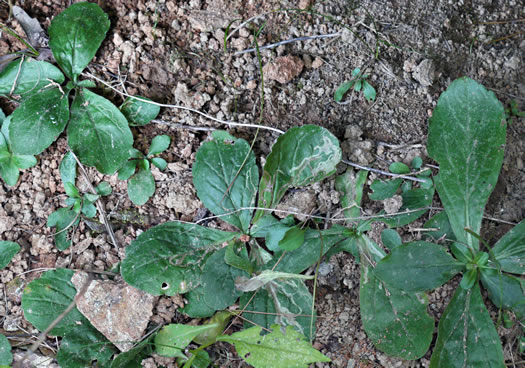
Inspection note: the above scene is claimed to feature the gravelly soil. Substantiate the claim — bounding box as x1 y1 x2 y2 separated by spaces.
1 0 524 367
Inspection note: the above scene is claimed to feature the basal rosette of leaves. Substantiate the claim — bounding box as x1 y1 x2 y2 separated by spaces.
121 125 341 349
373 77 525 367
0 2 134 176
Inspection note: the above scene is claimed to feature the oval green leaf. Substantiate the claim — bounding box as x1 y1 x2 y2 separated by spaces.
428 77 506 250
491 219 525 274
68 88 133 174
154 324 215 358
148 135 170 156
0 334 12 366
9 87 69 155
360 265 433 360
60 151 77 185
120 96 160 126
193 132 258 233
127 169 155 206
0 241 20 270
49 2 110 81
255 125 341 221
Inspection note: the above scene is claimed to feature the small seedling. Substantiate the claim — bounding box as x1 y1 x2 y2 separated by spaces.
0 110 36 186
118 135 170 206
374 78 525 366
505 99 525 124
334 67 376 102
0 2 134 175
47 152 112 250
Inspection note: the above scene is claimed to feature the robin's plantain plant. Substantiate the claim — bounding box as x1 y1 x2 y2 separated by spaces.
0 2 134 175
119 125 343 366
373 77 525 367
48 152 112 250
118 135 170 206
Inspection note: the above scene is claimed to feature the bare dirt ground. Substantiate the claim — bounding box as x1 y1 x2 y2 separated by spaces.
1 0 524 367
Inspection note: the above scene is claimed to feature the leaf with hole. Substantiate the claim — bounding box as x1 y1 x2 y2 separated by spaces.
255 125 341 221
48 2 110 81
121 221 238 296
193 131 258 233
217 324 330 368
427 77 505 250
68 88 134 174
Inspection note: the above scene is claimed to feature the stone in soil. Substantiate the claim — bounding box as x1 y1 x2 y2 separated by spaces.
71 271 155 352
263 55 304 84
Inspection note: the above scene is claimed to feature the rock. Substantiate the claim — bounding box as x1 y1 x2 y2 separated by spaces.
163 182 200 216
13 351 59 368
383 194 403 214
275 189 316 221
71 272 155 352
311 57 323 69
263 55 304 84
412 59 434 86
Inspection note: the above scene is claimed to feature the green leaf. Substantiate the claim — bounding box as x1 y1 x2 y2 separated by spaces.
127 169 155 206
491 219 525 274
273 226 349 274
389 162 410 174
64 182 80 198
76 80 96 88
217 325 330 368
154 324 215 358
0 334 12 366
0 58 64 98
9 87 69 155
120 96 160 126
179 287 217 318
60 151 77 185
380 229 402 250
121 221 237 296
49 2 110 81
423 211 457 241
278 226 305 251
178 350 210 368
411 156 423 169
151 157 167 170
480 268 525 321
47 207 79 250
68 88 134 174
193 132 258 233
0 158 19 186
22 269 85 335
362 80 376 102
255 125 341 221
335 169 368 222
460 268 478 290
193 311 234 345
374 241 465 292
148 135 171 156
334 80 355 102
360 264 433 360
96 181 113 196
429 282 505 368
12 154 37 170
251 215 295 252
239 278 315 340
84 193 99 203
199 247 247 310
118 160 138 181
427 77 506 251
0 241 20 269
110 336 153 368
82 202 97 218
56 324 117 368
369 178 402 200
225 241 254 274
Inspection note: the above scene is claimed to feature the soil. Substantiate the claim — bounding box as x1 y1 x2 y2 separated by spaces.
1 0 524 367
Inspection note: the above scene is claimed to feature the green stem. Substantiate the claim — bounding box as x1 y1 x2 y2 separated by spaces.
183 341 215 368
